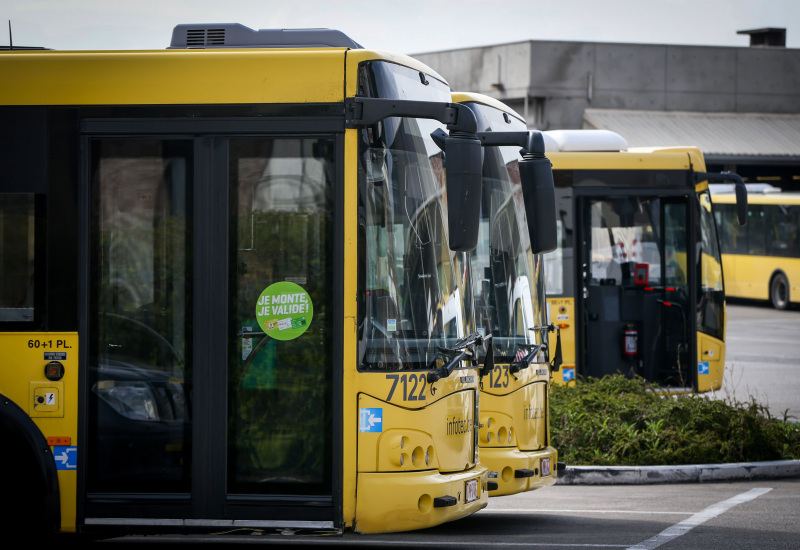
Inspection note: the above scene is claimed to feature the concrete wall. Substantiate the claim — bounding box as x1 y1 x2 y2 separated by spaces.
414 40 800 130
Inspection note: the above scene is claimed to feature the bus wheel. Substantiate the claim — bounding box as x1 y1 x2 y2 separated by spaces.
770 273 790 310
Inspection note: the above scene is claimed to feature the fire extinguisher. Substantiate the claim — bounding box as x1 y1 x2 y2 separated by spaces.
623 324 638 356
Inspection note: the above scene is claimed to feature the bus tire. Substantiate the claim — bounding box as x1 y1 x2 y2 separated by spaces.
0 395 60 533
769 272 790 310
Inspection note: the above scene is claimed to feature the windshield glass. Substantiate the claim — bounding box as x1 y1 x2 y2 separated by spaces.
357 61 471 371
467 102 547 362
697 191 724 339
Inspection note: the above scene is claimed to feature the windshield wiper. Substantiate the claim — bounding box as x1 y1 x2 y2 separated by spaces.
427 332 484 384
509 342 547 376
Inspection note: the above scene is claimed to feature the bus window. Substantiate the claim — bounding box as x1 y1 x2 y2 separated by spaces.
228 137 334 494
697 191 724 340
587 198 662 286
664 202 686 288
767 204 800 257
0 194 37 322
88 139 192 493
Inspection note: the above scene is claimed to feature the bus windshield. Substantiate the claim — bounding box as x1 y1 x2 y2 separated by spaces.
469 109 546 362
357 61 469 371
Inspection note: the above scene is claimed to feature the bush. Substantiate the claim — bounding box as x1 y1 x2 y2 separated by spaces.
550 375 800 466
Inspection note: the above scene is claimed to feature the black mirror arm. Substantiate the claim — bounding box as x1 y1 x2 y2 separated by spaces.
694 170 748 226
346 98 478 134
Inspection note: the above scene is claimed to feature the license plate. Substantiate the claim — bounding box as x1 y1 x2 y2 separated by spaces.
541 457 552 476
465 478 478 503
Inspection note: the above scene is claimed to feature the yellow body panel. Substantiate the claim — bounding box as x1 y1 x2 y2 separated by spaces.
0 49 348 105
697 331 725 392
342 127 360 529
547 150 701 172
0 333 78 532
720 254 800 302
358 389 477 473
547 298 576 385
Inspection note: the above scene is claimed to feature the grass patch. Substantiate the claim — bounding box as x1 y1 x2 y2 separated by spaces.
550 375 800 466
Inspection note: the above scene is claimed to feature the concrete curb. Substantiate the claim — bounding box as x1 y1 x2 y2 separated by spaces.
555 459 800 485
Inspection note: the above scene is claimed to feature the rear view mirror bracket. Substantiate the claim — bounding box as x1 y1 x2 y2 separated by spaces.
695 171 748 226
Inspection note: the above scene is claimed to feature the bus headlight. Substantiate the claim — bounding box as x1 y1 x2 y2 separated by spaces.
94 380 160 421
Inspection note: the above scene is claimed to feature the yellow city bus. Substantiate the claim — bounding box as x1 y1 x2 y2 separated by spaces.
541 130 746 392
451 93 560 496
711 184 800 309
0 23 551 535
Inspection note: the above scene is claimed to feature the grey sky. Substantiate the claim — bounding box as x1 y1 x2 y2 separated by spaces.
4 0 799 54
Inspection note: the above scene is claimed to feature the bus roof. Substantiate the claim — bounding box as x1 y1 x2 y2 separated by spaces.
0 24 446 106
543 130 706 172
711 187 800 205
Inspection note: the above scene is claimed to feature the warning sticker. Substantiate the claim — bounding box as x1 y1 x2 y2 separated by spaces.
255 281 313 341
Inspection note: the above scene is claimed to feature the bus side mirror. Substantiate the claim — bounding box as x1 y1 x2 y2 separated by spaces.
438 130 482 252
695 170 748 226
735 180 748 226
519 132 557 254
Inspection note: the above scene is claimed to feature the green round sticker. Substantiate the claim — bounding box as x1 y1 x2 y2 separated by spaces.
255 281 313 341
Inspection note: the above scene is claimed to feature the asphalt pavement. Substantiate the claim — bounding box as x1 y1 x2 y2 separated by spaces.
711 301 800 420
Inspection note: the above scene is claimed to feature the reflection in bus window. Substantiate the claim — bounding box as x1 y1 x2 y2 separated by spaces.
357 115 466 371
471 145 542 361
0 194 36 322
89 139 192 493
697 191 724 340
229 138 334 494
587 198 662 286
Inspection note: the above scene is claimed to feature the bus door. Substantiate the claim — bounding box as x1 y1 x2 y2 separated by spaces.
84 128 339 528
576 194 694 387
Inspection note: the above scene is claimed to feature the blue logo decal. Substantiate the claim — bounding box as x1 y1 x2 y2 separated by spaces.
698 362 710 375
359 408 383 433
563 367 575 382
53 446 77 470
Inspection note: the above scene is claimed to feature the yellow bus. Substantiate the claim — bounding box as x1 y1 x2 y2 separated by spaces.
450 93 560 496
0 23 552 535
541 130 746 392
711 184 800 309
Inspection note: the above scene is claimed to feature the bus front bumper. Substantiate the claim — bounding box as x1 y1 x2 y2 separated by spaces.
354 465 488 533
480 445 558 496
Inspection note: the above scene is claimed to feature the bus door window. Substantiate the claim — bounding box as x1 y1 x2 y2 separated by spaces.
88 139 192 493
662 200 690 379
587 198 662 286
229 137 334 494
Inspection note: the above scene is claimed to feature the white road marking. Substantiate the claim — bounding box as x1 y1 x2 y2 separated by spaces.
625 487 772 550
483 509 692 515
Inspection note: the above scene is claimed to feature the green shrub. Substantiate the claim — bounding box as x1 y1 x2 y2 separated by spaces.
550 375 800 465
